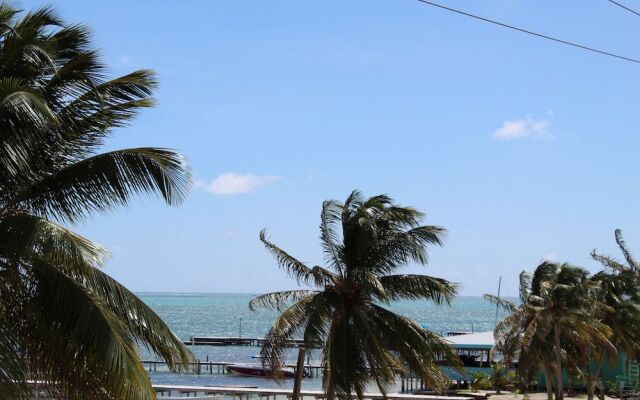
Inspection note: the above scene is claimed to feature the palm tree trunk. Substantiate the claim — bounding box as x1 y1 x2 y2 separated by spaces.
326 371 336 400
586 348 595 400
292 347 306 400
554 327 564 400
544 363 554 400
595 350 607 400
586 371 596 400
587 351 606 400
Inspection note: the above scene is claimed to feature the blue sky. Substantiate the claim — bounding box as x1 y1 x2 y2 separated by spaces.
23 0 640 296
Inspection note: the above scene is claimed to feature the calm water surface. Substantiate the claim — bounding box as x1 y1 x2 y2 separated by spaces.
139 293 511 390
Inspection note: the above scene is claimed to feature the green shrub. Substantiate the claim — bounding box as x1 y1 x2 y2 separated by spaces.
470 372 491 391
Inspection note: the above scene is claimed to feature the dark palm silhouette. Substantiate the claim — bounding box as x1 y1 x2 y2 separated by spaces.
0 6 193 399
251 191 459 399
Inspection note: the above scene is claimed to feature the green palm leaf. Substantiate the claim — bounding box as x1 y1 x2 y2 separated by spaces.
249 290 319 311
0 213 107 267
24 259 154 400
259 229 334 286
380 274 456 304
484 293 517 312
10 147 191 222
260 293 318 374
0 321 29 399
319 199 345 272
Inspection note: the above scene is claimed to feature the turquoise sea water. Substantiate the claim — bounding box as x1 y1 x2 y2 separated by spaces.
139 293 511 390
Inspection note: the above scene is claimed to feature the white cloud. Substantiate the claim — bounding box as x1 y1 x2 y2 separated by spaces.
195 172 282 195
491 116 552 141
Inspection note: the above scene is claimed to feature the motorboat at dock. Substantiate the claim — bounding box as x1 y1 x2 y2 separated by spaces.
225 363 296 378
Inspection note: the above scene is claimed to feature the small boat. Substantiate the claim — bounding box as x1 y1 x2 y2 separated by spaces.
225 363 296 378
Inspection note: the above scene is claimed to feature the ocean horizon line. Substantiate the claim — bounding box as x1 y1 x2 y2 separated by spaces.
135 291 512 298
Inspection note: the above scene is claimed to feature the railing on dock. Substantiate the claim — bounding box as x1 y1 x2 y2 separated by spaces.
142 359 324 378
153 384 473 400
28 379 478 399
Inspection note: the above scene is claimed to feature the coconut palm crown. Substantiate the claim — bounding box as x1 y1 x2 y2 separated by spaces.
250 190 459 399
587 230 640 400
486 262 612 400
0 5 193 400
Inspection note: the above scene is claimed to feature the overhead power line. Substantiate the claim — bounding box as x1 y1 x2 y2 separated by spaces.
415 0 640 65
607 0 640 18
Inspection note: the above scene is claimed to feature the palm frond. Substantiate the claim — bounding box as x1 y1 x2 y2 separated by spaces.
260 294 318 376
44 49 105 102
484 294 517 312
368 304 457 392
10 148 191 222
259 230 333 287
615 229 638 270
367 225 446 274
323 313 370 398
0 77 56 178
79 266 195 371
0 6 62 75
14 6 63 34
519 271 531 302
319 199 344 273
55 70 157 152
380 205 424 228
23 258 155 400
249 290 319 311
350 307 399 395
381 274 457 304
0 216 194 372
342 190 363 215
0 77 55 122
0 321 29 400
402 225 446 264
591 250 628 272
0 4 19 34
0 213 108 268
301 293 331 347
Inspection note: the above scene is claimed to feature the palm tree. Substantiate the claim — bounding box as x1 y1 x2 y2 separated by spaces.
250 191 460 399
588 230 640 400
489 362 508 394
487 262 612 400
486 271 556 400
0 5 193 399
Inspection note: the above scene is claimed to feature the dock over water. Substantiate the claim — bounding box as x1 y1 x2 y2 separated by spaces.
153 384 474 400
142 359 324 377
184 336 308 347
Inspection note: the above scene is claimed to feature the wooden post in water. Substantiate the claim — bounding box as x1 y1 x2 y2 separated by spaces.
292 347 306 400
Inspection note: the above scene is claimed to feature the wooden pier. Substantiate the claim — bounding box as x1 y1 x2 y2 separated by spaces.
153 384 473 400
143 360 472 392
184 336 311 348
142 359 324 378
26 382 480 400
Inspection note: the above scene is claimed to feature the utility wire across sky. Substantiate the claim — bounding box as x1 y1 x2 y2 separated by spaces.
415 0 640 65
607 0 640 18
